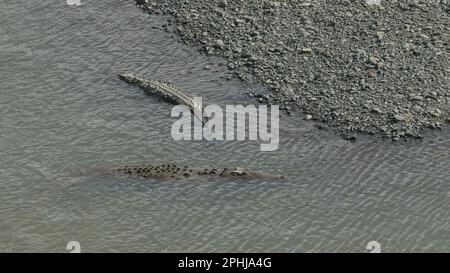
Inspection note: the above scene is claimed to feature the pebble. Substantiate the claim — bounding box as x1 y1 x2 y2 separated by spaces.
393 113 414 123
365 0 381 6
214 39 225 49
218 0 228 9
299 48 313 54
371 107 383 114
409 95 424 101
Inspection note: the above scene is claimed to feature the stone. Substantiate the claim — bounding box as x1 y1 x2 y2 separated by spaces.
218 0 228 9
371 107 383 114
393 113 414 123
299 48 313 54
366 0 381 6
409 95 424 101
214 39 225 49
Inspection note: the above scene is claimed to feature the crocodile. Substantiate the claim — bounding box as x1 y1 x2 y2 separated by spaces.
118 73 206 123
106 164 284 180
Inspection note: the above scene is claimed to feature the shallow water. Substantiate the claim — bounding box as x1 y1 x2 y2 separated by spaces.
0 1 449 252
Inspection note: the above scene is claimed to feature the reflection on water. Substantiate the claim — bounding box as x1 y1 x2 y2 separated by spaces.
0 1 449 252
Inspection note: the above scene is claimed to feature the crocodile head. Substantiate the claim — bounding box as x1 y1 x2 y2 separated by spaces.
118 73 141 84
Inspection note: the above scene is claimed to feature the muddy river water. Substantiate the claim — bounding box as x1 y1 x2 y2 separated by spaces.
0 1 448 252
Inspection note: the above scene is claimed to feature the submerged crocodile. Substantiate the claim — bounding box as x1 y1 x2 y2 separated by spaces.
118 73 205 123
106 164 284 180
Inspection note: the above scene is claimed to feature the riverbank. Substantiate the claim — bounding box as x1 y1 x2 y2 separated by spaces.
133 0 449 140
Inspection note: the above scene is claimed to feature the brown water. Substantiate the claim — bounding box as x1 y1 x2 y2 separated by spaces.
0 0 449 252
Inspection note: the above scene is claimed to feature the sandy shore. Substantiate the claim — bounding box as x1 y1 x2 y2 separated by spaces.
134 0 449 140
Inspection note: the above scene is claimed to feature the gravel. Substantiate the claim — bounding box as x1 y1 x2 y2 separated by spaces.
133 0 449 140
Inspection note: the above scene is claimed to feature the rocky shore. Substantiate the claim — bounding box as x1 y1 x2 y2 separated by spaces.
133 0 449 140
